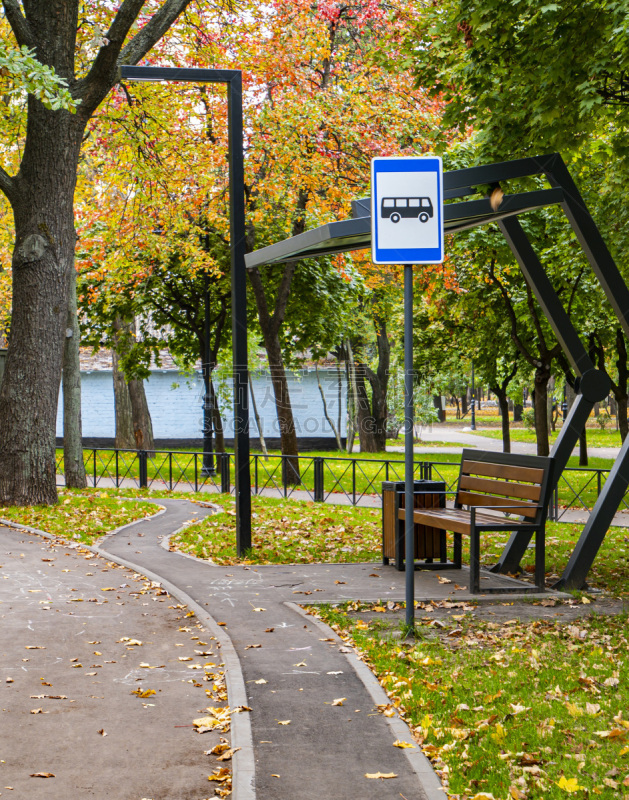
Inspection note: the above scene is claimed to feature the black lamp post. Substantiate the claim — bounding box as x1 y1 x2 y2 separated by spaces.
470 362 476 431
201 263 216 476
119 66 251 554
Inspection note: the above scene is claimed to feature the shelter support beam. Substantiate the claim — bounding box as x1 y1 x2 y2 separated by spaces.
556 436 629 589
491 216 609 577
491 394 594 574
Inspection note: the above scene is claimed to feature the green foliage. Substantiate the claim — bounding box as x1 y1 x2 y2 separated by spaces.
0 42 76 113
398 0 629 159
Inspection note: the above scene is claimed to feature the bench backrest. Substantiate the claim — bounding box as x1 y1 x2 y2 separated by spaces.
455 449 554 523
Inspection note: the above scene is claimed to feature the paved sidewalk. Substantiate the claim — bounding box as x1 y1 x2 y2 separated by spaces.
0 510 231 800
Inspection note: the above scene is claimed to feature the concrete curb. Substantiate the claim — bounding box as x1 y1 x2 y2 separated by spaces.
286 601 446 800
0 505 256 800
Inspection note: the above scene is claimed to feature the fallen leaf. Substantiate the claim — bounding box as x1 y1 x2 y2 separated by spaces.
556 775 584 792
276 720 291 725
207 767 231 782
253 679 267 685
393 740 415 749
264 628 274 633
131 688 156 698
30 708 46 714
437 576 452 584
30 773 55 778
25 646 45 650
331 698 346 706
97 729 107 736
251 607 266 612
244 644 261 650
365 772 397 779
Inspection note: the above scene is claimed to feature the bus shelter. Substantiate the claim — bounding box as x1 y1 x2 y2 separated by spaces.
245 153 629 592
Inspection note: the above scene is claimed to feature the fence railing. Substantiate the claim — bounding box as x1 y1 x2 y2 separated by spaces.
55 448 629 518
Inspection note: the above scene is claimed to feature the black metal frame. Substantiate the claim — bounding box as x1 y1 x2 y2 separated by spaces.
244 152 629 589
119 66 251 555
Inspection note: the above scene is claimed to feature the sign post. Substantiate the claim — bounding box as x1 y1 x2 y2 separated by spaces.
371 156 444 631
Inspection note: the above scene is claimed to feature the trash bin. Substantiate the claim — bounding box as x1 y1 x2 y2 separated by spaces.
381 480 446 570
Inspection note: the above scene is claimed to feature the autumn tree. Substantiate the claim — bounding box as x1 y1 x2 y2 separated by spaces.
0 0 211 506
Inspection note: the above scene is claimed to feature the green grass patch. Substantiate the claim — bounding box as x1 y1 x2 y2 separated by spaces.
316 604 629 800
475 427 623 449
0 490 158 544
171 494 381 564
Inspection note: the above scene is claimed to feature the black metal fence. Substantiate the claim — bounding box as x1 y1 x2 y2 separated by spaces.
55 448 629 519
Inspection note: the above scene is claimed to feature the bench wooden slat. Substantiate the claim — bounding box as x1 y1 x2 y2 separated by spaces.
459 474 542 501
462 459 544 484
402 507 531 536
457 490 539 518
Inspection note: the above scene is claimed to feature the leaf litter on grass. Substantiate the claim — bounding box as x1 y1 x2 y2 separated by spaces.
315 602 629 800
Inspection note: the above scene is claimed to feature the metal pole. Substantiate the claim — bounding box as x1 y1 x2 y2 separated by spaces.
228 74 252 555
470 362 476 430
202 266 216 476
404 264 415 631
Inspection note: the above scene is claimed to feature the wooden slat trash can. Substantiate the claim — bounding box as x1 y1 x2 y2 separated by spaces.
381 480 447 570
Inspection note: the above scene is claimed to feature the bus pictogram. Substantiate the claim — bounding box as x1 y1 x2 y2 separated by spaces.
381 196 434 224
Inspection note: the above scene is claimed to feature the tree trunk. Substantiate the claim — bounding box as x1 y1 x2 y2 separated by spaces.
353 314 389 453
128 378 154 451
265 338 299 483
316 364 342 450
615 328 629 443
62 270 86 488
579 428 588 466
495 389 511 453
112 348 135 450
345 342 358 453
461 393 468 417
248 264 300 484
533 365 551 456
249 378 268 458
0 104 83 506
547 375 555 432
112 318 154 451
513 403 523 422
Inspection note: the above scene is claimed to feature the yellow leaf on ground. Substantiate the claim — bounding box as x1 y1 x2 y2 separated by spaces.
131 688 156 698
331 698 346 706
30 772 55 778
393 740 415 749
276 720 291 725
557 776 584 792
365 772 398 780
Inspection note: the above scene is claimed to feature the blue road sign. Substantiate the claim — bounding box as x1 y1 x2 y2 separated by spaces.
371 156 444 265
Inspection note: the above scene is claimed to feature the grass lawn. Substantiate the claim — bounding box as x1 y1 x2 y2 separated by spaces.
474 426 623 449
0 490 158 544
171 494 382 564
317 602 629 800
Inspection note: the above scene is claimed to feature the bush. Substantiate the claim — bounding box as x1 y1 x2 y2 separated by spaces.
522 408 536 430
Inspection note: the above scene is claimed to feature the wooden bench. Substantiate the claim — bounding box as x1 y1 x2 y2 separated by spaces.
398 450 554 594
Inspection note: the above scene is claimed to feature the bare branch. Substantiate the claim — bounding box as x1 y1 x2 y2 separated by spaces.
0 164 16 203
488 259 537 368
76 0 192 116
119 0 194 66
2 0 34 48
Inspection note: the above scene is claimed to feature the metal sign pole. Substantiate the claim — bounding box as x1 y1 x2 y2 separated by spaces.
404 263 415 631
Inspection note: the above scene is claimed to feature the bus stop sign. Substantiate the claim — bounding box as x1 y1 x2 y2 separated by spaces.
371 156 444 265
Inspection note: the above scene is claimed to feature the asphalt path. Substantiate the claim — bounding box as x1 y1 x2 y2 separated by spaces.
97 498 444 800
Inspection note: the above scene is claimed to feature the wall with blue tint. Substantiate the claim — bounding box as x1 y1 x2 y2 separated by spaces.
56 369 348 439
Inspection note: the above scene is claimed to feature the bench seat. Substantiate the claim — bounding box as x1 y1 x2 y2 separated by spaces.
396 449 554 594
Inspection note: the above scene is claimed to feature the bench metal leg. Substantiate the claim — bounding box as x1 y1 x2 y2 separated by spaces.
395 516 404 571
469 512 480 593
453 532 462 569
535 528 545 591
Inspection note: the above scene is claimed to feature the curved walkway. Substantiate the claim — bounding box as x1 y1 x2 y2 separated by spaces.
96 498 445 800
